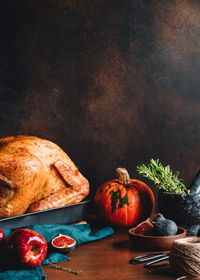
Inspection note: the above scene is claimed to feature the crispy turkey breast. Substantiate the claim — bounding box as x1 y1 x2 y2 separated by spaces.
0 136 89 218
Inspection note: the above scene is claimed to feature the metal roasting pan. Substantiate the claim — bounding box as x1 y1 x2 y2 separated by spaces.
0 200 90 229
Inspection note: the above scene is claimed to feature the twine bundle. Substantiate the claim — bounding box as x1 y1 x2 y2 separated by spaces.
169 237 200 278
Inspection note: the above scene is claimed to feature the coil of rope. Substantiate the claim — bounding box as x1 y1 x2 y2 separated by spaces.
169 237 200 279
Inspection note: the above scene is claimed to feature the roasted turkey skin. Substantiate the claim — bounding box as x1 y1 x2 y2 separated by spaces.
0 136 89 218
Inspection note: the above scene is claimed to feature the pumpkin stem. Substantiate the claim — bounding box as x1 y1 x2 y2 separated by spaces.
116 168 131 185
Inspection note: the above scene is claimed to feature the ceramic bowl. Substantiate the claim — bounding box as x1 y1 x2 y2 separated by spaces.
158 191 200 235
128 226 186 251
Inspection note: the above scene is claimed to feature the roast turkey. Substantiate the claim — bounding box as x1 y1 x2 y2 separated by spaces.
0 136 89 218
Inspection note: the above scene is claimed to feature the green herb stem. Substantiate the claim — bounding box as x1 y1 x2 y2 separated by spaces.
136 159 188 194
48 263 83 275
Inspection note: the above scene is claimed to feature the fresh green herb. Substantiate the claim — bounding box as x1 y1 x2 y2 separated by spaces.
49 263 83 275
136 159 189 194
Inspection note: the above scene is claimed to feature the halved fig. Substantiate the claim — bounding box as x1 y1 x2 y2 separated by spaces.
133 218 154 235
51 234 76 254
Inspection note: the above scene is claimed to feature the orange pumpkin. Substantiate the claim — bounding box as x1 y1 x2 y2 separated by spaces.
95 168 155 227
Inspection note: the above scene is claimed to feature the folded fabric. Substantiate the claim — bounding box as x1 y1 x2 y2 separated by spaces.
0 223 114 280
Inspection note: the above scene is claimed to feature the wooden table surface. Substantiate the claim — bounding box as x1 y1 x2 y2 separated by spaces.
42 216 182 280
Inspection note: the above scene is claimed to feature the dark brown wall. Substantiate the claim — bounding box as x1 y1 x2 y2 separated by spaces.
0 0 199 200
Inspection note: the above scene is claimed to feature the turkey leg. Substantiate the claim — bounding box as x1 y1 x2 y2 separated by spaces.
27 160 89 212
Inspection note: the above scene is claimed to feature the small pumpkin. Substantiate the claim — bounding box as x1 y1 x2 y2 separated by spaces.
95 168 155 227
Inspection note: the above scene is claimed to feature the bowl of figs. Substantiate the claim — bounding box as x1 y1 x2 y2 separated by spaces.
128 214 186 251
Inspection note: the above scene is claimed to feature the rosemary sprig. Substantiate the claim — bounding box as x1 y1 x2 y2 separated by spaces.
136 159 189 194
49 263 83 275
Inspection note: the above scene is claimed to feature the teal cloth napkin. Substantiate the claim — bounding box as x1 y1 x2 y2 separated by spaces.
0 224 114 280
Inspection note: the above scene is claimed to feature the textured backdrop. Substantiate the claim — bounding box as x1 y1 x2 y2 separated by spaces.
0 0 199 201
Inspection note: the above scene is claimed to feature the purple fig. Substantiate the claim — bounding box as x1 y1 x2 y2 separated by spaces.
152 219 178 236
